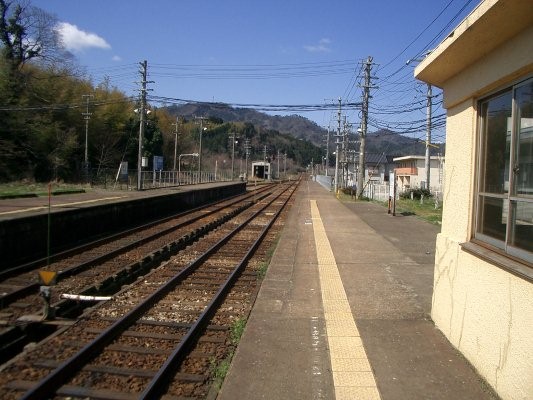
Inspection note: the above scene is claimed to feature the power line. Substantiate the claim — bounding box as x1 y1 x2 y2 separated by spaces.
378 0 457 73
147 95 361 113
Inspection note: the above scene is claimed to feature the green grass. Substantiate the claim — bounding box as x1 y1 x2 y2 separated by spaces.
393 197 442 224
209 318 247 390
210 356 231 390
0 182 88 197
256 261 269 280
230 318 246 345
335 189 442 225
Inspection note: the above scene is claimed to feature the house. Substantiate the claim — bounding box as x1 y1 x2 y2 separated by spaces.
414 1 532 399
364 153 396 184
393 155 444 194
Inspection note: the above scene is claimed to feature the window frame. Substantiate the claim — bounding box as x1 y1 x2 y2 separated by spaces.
473 76 533 268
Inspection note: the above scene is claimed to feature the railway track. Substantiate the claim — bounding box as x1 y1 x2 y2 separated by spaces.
0 184 274 364
0 180 298 399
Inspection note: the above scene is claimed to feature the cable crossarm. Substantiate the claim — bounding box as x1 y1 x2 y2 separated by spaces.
19 183 295 400
139 182 298 399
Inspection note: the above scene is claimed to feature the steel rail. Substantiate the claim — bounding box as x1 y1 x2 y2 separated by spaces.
0 184 273 281
19 182 294 400
140 181 298 399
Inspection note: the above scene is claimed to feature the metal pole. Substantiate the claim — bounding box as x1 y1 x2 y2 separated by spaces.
172 117 179 171
195 117 207 183
325 126 330 176
342 116 347 189
178 154 181 184
245 139 250 182
277 149 280 180
334 97 341 194
230 132 235 180
137 60 148 191
199 119 203 182
82 94 93 182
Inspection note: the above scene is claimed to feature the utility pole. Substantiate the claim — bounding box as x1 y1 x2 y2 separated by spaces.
325 125 330 176
334 97 341 194
137 60 150 191
244 138 250 181
357 56 373 199
82 94 94 182
172 117 180 171
425 83 432 192
277 149 280 180
263 145 268 180
229 131 236 180
194 116 207 182
342 115 348 188
284 152 287 177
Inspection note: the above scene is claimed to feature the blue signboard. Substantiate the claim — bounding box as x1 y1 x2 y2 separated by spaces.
153 156 164 171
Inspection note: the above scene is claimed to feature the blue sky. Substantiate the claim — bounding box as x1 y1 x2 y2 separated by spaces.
31 0 480 143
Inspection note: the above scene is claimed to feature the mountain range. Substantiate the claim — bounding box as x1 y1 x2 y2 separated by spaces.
164 103 445 157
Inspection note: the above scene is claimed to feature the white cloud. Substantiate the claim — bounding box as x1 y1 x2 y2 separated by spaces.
304 38 331 53
56 22 111 52
112 55 122 62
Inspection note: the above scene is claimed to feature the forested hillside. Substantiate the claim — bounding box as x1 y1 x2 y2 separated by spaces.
0 0 440 184
0 1 325 182
165 103 327 145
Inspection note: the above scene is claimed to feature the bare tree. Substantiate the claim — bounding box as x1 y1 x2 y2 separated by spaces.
0 0 71 71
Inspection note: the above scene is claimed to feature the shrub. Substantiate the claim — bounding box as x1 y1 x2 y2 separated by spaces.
399 188 432 200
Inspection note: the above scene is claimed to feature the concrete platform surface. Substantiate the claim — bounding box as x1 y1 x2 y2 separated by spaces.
0 182 237 221
218 180 500 400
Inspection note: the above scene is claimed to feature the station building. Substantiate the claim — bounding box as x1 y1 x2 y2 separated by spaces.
251 161 271 180
414 1 532 399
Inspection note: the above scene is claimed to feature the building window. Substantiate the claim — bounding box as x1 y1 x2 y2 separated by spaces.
476 78 533 264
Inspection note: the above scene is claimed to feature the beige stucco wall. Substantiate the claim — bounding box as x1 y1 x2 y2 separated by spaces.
435 98 533 399
434 234 533 400
427 4 533 399
442 25 533 110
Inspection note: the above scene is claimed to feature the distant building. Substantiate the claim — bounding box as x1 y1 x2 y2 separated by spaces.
363 153 395 184
415 1 532 399
251 161 271 180
393 155 444 194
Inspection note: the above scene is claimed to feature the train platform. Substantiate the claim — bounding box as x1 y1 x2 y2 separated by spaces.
0 181 239 221
218 180 499 400
0 181 246 269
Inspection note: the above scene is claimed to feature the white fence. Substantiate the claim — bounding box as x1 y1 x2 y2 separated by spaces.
102 169 236 190
314 175 392 201
363 182 391 202
138 170 233 189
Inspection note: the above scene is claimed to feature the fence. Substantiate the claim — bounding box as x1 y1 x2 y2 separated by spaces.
363 182 391 202
89 168 235 190
315 174 333 191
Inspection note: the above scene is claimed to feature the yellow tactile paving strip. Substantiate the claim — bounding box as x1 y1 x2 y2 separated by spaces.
310 200 381 400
